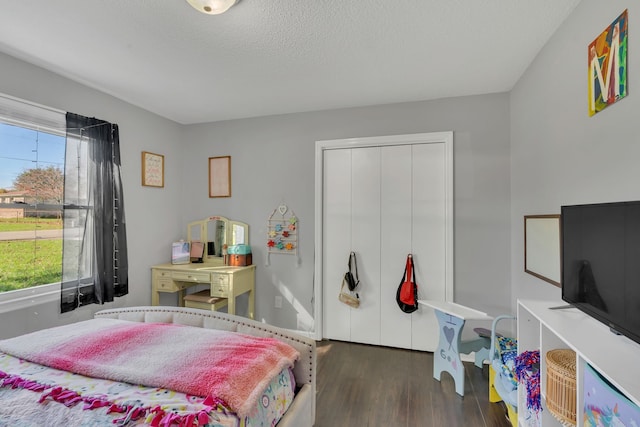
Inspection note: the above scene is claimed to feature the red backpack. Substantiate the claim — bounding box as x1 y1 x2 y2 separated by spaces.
396 254 419 313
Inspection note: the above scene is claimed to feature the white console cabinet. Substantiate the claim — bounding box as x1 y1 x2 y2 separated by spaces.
517 299 640 426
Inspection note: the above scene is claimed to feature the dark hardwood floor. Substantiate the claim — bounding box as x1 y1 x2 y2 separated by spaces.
315 340 511 427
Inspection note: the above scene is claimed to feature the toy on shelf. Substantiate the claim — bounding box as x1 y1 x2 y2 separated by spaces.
488 315 519 426
488 314 541 427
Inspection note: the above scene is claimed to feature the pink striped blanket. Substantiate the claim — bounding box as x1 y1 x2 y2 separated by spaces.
0 318 299 417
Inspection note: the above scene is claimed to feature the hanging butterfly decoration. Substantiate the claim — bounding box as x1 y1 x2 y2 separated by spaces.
266 203 298 256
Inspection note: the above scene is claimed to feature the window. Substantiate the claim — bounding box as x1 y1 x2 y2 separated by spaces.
0 94 128 312
0 97 66 294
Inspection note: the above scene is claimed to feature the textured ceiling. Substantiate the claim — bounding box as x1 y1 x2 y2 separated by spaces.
0 0 582 125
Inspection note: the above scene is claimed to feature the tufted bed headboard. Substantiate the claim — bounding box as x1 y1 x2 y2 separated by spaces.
95 306 316 426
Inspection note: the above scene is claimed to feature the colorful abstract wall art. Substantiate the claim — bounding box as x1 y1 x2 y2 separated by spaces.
588 9 628 116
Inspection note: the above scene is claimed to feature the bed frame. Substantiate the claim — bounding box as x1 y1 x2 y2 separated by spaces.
95 306 316 427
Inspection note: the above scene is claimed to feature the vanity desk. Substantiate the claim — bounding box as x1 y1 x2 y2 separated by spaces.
151 216 255 319
151 263 255 318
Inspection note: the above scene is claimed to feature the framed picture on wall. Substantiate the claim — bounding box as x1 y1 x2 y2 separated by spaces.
524 214 561 287
588 9 628 116
141 151 164 188
209 156 231 198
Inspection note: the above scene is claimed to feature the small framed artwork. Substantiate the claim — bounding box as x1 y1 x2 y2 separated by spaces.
141 151 164 188
209 156 231 198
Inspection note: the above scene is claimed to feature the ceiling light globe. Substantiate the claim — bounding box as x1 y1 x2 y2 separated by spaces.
186 0 238 15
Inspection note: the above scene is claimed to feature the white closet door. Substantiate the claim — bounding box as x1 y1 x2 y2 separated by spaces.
350 147 382 345
323 147 382 345
322 149 352 342
320 132 451 351
411 143 446 351
380 145 413 348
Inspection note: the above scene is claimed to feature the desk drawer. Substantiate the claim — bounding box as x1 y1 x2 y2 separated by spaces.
210 285 228 297
210 274 229 297
156 270 173 279
155 278 183 292
211 274 229 286
171 271 210 283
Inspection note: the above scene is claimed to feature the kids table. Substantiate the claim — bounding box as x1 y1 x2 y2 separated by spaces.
418 300 493 396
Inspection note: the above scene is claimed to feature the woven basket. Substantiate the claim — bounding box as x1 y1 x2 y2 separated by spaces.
546 349 577 426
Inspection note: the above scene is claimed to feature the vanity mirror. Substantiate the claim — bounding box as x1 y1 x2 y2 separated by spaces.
187 216 249 265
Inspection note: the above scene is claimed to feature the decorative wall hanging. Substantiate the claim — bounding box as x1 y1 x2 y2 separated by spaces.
266 203 298 265
141 151 164 187
588 9 628 116
209 156 231 198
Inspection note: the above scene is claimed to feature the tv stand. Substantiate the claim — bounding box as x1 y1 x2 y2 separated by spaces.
518 299 640 426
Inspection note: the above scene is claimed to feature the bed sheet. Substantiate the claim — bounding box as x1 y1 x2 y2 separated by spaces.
0 352 295 426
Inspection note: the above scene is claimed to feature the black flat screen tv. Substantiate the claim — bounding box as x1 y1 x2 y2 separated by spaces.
562 201 640 345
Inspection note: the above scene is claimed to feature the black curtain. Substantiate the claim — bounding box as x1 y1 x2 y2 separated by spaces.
61 113 128 312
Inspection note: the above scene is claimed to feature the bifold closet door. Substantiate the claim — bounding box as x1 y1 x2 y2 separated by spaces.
379 145 413 349
349 147 382 345
322 147 383 345
322 149 351 342
379 144 444 351
409 142 446 352
322 142 446 351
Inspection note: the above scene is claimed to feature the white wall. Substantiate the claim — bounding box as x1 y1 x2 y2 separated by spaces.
182 94 512 330
4 0 633 336
510 1 640 307
0 52 184 338
0 50 513 336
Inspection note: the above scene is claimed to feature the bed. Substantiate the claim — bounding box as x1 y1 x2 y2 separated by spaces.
0 306 316 427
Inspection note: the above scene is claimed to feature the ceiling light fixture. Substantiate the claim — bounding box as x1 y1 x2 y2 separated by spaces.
186 0 238 15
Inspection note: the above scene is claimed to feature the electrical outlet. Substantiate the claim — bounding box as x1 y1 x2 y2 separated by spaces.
275 296 282 308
